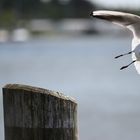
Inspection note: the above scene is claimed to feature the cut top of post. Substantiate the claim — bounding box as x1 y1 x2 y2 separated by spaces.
3 84 77 104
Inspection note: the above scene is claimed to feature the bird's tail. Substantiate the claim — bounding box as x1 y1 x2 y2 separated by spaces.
134 61 140 74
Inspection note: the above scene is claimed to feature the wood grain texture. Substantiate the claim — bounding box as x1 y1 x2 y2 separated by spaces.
3 84 78 140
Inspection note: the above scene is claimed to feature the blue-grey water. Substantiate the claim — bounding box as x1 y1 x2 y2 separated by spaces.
1 35 140 140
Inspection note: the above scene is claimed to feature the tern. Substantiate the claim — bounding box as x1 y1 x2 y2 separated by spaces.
90 10 140 74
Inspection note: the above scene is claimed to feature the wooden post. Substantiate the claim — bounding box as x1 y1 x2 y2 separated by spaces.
3 84 78 140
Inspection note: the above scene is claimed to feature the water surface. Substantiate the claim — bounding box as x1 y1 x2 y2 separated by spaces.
0 35 140 140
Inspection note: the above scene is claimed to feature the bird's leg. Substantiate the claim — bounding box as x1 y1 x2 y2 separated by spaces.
120 60 136 70
115 51 133 59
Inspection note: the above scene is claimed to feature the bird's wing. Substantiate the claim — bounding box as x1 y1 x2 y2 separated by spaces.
92 10 140 39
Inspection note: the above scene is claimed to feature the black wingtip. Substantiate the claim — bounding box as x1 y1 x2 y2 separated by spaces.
90 11 93 17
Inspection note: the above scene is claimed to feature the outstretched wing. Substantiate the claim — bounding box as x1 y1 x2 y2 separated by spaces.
91 10 140 39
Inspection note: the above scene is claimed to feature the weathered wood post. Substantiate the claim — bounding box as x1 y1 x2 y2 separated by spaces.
3 84 78 140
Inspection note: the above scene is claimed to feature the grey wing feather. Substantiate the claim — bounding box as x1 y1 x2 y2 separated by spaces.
92 10 140 27
92 10 140 39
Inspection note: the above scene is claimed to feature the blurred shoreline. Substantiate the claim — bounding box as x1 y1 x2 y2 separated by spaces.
0 19 131 43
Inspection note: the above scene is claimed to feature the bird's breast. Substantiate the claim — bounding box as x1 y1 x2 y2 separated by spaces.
134 44 140 60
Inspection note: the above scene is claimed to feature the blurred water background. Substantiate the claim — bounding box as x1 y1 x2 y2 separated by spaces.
1 35 140 140
1 0 140 140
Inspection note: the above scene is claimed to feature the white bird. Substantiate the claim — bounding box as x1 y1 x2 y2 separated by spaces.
90 10 140 74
